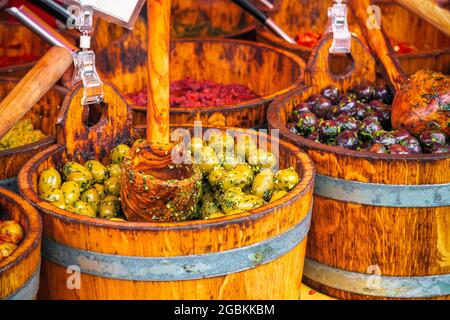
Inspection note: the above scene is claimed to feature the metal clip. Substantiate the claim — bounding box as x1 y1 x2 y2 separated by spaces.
328 0 351 54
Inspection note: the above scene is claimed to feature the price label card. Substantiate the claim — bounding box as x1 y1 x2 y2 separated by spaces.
61 0 145 29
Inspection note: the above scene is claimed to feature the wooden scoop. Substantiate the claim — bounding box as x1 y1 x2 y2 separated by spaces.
349 0 450 136
121 0 202 223
0 46 73 140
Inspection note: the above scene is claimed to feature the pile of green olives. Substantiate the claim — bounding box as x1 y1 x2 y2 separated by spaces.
0 220 24 261
38 144 132 221
38 134 300 221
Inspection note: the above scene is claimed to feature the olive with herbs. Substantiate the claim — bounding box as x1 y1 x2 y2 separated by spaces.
0 221 24 244
374 85 393 104
419 130 447 152
353 80 375 102
337 130 359 149
38 168 62 195
252 169 275 200
313 97 333 119
110 144 131 164
321 85 341 104
61 181 81 205
274 168 299 191
389 144 412 155
335 114 360 132
368 143 388 154
318 120 340 142
400 136 422 154
85 160 109 184
296 112 319 135
359 119 383 140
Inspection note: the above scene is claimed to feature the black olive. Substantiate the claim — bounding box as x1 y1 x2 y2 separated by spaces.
374 105 392 130
307 131 320 142
368 100 384 109
352 102 370 120
337 130 359 149
335 114 360 131
359 119 383 140
368 143 388 154
364 110 382 123
374 131 397 146
321 86 341 104
400 136 422 154
338 96 357 114
393 129 412 143
313 97 333 119
296 112 319 135
389 144 412 155
305 94 322 107
374 85 393 104
293 102 311 114
352 80 375 102
318 120 340 142
431 145 450 154
419 130 447 152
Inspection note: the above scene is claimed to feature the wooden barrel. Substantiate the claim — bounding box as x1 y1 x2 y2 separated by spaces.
0 78 67 185
267 35 450 300
0 22 50 78
94 38 305 128
0 187 42 300
17 83 315 300
257 0 450 74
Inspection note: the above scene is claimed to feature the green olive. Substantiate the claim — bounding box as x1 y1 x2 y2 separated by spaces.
235 195 265 212
85 160 109 184
38 168 62 196
200 193 222 216
252 169 275 200
101 195 121 212
222 154 244 171
92 184 106 200
249 149 277 170
219 187 245 213
0 221 24 244
98 203 119 220
62 161 90 180
190 137 205 156
270 190 288 203
221 164 254 191
81 188 101 212
110 144 131 164
107 163 122 178
0 243 18 259
274 167 299 191
73 201 96 218
197 146 220 175
66 171 93 193
61 181 81 205
208 166 226 188
235 135 257 160
104 176 121 196
42 188 64 203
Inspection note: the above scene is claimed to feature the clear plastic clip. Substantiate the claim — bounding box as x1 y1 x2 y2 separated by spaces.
328 0 351 54
72 2 103 105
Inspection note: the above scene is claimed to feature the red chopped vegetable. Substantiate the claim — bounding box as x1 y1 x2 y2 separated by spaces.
127 77 259 108
295 32 322 48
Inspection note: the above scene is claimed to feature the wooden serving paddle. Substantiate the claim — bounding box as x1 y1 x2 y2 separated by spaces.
0 46 73 139
349 0 450 136
121 0 202 222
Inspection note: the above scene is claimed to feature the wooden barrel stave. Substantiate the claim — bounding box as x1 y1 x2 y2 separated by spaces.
0 78 67 181
257 0 450 74
18 83 315 299
0 188 42 300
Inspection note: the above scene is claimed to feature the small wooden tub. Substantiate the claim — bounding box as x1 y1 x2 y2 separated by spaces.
18 83 315 300
0 78 67 183
95 39 305 128
0 22 50 78
257 0 450 74
267 35 450 300
0 188 42 300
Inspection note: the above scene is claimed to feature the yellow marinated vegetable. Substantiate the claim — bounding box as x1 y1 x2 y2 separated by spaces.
252 169 275 200
85 160 109 184
0 219 24 261
0 119 45 150
104 177 121 196
110 144 131 164
38 168 62 195
61 181 81 205
274 168 299 191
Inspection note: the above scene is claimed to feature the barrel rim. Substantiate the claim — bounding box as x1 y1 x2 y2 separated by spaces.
268 85 450 163
18 127 315 231
129 38 306 113
0 187 42 274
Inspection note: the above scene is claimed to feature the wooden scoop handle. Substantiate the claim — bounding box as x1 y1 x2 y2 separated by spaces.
395 0 450 37
348 0 407 92
146 0 170 147
0 46 73 139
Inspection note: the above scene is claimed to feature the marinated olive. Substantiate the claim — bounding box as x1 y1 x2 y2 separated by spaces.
352 102 370 120
337 130 359 149
102 195 121 211
252 169 275 200
222 164 254 191
337 96 357 115
208 166 226 188
85 160 109 184
359 119 383 140
197 146 220 175
73 201 96 217
368 143 388 154
374 131 397 146
98 203 119 219
66 171 93 193
318 120 340 142
270 190 288 203
200 193 222 216
393 129 412 143
389 144 412 155
400 136 422 154
321 85 341 104
41 188 64 203
353 81 375 102
222 154 244 171
107 163 122 178
61 181 81 205
313 97 333 119
235 135 258 161
274 167 299 191
305 94 322 107
307 131 319 142
0 243 18 260
92 183 106 200
81 188 101 212
335 114 360 132
250 149 277 170
234 195 265 212
368 100 384 109
0 221 24 244
62 161 89 180
419 130 447 152
374 105 392 129
374 85 393 104
219 187 245 213
38 168 62 195
292 102 311 114
110 144 131 164
296 112 319 135
432 145 450 154
104 176 121 196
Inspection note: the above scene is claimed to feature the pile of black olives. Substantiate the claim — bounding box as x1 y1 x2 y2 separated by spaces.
287 81 449 154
